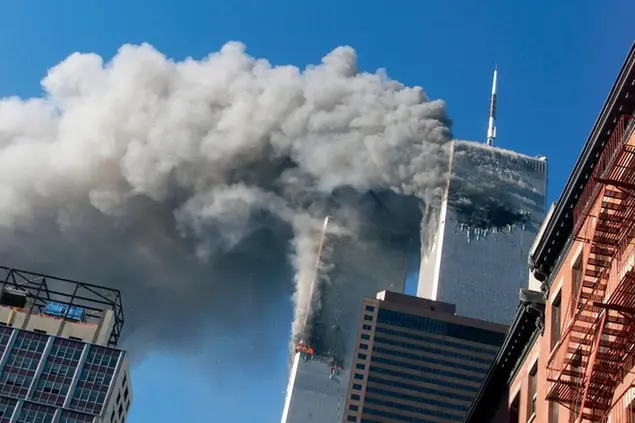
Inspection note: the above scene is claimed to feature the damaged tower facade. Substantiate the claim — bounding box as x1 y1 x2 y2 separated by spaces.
417 140 547 324
281 192 421 423
0 266 132 423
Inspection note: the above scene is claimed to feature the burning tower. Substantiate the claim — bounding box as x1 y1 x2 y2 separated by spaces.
281 191 421 423
417 68 548 325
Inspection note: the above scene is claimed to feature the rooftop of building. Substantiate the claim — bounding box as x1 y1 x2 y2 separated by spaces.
0 265 124 347
373 290 508 333
375 290 456 314
462 289 545 422
530 42 635 285
454 139 548 162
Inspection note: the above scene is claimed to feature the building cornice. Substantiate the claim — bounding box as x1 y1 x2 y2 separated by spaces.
462 289 545 423
530 42 635 284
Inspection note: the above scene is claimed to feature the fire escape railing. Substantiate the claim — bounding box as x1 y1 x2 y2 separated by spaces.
574 116 635 235
547 115 635 422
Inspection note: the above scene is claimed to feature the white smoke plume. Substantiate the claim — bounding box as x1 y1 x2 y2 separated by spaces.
0 41 452 363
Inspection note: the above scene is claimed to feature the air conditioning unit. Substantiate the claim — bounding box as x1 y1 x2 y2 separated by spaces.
0 286 28 308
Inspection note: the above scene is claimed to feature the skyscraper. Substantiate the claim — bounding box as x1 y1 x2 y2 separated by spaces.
281 192 421 423
417 140 547 324
343 290 507 423
0 266 131 423
282 69 547 422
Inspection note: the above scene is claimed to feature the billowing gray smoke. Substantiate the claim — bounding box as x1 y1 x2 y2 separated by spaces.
0 42 452 363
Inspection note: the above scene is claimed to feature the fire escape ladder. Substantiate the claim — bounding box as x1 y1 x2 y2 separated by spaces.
576 312 625 422
546 116 635 421
575 315 603 423
546 190 615 411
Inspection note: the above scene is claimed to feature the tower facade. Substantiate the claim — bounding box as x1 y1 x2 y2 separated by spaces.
0 266 131 423
417 141 547 324
281 192 421 423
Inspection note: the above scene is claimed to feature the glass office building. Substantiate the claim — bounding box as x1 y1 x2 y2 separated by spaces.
0 266 132 423
343 291 507 423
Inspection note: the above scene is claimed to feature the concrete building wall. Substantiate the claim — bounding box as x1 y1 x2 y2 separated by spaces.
0 305 115 347
343 292 507 423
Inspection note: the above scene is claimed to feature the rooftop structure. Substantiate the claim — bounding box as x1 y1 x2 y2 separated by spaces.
0 266 124 348
486 66 498 147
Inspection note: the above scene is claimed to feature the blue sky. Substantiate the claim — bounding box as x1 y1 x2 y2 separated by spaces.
0 1 632 422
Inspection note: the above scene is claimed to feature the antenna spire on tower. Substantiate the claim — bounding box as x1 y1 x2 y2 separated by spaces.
486 65 498 147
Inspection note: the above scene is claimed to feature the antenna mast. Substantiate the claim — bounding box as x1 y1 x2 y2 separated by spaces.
486 65 498 147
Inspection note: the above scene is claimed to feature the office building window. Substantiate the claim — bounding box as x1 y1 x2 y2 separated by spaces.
363 315 373 322
349 404 359 411
32 338 82 407
0 332 48 398
374 326 496 357
359 344 368 350
0 327 12 351
16 402 56 423
528 362 538 420
70 346 120 415
357 353 367 360
551 292 562 350
0 397 17 423
355 363 365 370
351 394 360 401
376 309 504 346
354 373 363 380
361 334 370 340
59 410 94 422
352 384 362 390
347 416 356 422
365 305 375 312
362 324 372 331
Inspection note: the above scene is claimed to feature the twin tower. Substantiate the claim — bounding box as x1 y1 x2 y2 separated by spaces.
281 67 548 423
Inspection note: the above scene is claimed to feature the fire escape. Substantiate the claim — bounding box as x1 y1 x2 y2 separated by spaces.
547 115 635 422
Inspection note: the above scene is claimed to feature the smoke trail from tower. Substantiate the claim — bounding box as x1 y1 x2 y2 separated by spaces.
0 42 453 363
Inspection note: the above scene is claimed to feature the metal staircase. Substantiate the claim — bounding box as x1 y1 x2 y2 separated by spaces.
547 115 635 422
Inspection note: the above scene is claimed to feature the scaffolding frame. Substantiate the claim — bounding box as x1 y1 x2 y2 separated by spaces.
0 266 124 347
